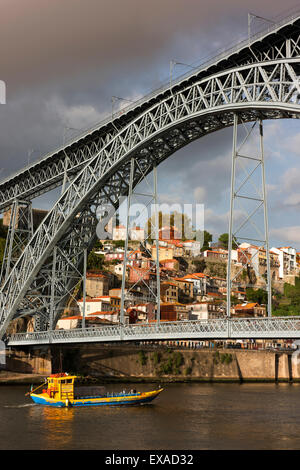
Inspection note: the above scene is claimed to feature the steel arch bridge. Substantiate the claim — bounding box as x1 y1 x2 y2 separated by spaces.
2 10 300 343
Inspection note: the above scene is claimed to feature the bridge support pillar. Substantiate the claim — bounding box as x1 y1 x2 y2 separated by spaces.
1 200 33 283
227 114 272 317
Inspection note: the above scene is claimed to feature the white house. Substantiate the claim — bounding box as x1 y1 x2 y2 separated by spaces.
77 296 111 315
112 225 126 240
270 246 297 279
129 226 144 241
182 240 201 257
188 302 224 320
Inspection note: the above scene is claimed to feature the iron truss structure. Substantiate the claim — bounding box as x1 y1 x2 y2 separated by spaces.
2 11 300 341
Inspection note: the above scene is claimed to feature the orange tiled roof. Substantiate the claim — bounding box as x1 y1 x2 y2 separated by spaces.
235 303 259 309
78 296 110 302
86 273 107 278
174 277 193 283
88 311 117 315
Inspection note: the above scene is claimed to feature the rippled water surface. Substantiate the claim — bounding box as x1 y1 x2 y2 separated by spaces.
1 382 300 449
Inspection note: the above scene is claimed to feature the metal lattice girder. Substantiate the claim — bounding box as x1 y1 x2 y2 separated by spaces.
0 200 33 282
1 58 300 338
6 316 300 345
1 12 300 212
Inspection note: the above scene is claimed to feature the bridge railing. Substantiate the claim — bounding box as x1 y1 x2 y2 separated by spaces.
6 317 300 345
230 317 300 337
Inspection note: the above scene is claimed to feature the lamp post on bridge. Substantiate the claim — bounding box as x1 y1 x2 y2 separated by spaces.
169 60 197 89
247 12 275 44
111 96 134 119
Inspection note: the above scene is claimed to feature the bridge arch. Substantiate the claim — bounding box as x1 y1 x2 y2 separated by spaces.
1 59 300 337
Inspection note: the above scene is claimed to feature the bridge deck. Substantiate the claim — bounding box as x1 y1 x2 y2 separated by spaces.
7 317 300 346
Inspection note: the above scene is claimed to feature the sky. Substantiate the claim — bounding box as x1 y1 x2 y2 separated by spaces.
0 0 300 248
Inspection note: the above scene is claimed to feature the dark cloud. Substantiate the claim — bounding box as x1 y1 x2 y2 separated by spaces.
0 0 297 92
0 0 299 250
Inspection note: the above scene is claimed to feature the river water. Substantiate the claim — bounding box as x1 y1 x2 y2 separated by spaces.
1 382 300 450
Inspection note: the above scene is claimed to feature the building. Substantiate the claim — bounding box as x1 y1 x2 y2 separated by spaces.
210 276 227 293
164 239 184 257
238 244 280 283
112 225 126 240
203 249 228 261
109 288 124 298
178 273 210 297
131 303 156 322
159 259 179 271
87 311 119 323
114 263 124 276
77 296 111 315
129 266 151 283
160 303 188 321
182 240 201 257
105 251 124 262
85 272 109 297
129 226 145 241
56 316 82 329
56 315 113 329
160 281 179 303
280 247 297 273
173 277 194 301
232 290 247 302
188 301 225 320
268 247 295 280
233 302 266 317
151 245 174 262
109 296 121 311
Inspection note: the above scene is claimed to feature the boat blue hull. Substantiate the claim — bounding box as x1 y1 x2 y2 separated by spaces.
30 391 161 407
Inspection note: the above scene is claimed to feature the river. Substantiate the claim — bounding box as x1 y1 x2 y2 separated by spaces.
1 382 300 450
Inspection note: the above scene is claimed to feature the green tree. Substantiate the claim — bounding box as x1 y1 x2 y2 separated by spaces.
246 287 268 305
0 220 7 239
218 233 238 249
200 230 213 251
93 240 103 250
112 240 125 248
87 251 105 270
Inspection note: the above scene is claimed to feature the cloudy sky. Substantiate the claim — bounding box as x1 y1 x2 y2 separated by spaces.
0 0 300 248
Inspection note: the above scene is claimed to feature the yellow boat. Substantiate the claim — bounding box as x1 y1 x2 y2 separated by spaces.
27 373 163 408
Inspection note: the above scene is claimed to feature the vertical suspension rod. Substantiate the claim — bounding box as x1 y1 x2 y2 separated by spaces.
259 119 272 317
227 113 238 318
120 157 135 326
